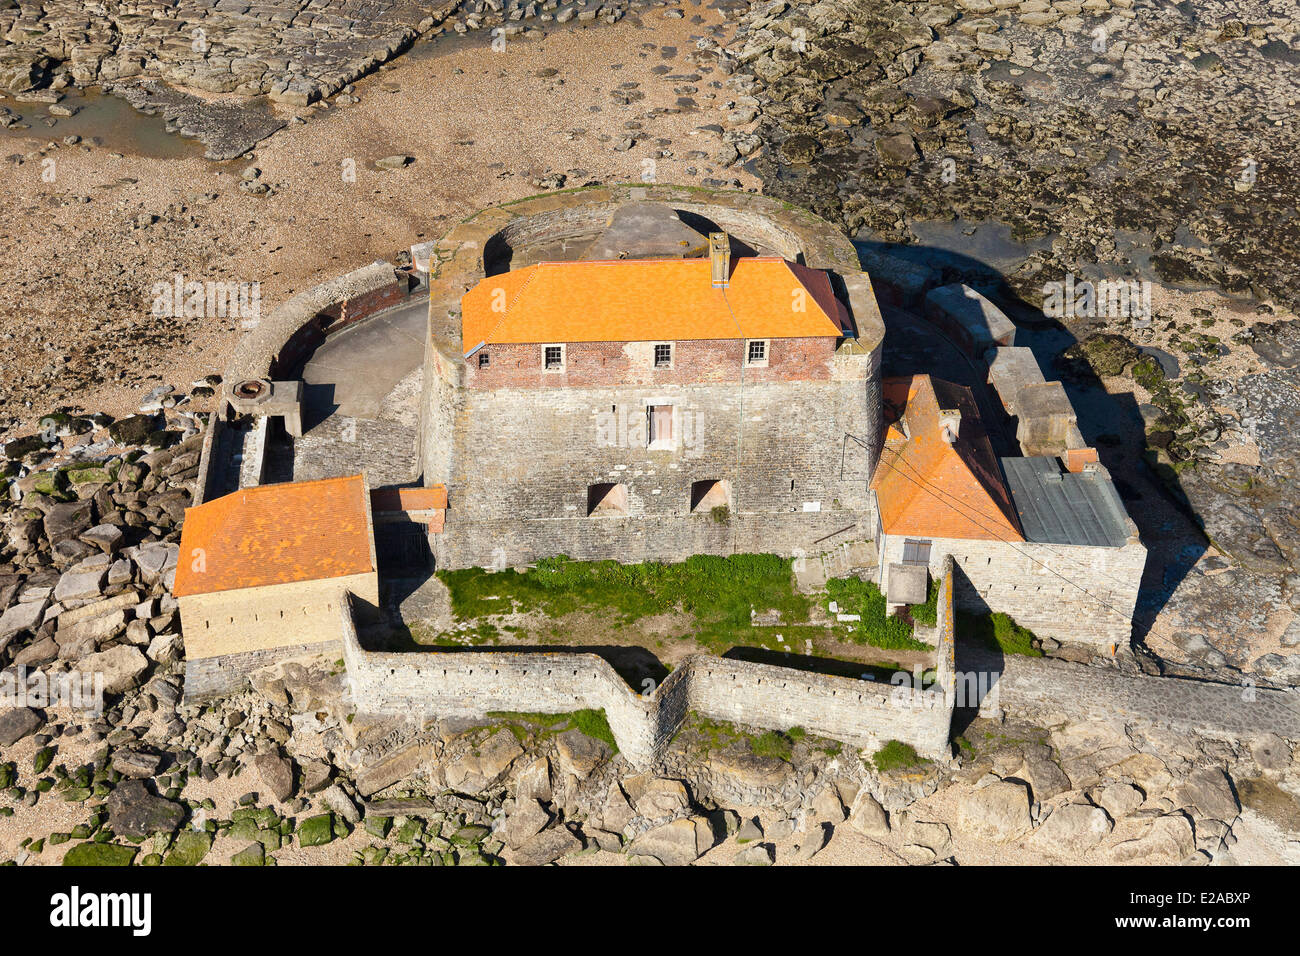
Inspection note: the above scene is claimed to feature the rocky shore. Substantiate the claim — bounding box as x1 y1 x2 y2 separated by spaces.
0 0 1298 865
0 390 1295 866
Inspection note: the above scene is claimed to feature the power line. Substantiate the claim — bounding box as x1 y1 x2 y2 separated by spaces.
882 442 1144 595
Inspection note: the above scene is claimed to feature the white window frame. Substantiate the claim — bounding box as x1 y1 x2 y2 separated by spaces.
653 341 674 369
542 343 565 372
745 338 769 368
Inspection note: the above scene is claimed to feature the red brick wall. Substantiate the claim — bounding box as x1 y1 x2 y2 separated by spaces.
467 337 838 389
319 279 412 334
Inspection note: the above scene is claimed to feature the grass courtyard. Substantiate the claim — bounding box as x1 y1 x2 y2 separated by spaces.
394 553 952 682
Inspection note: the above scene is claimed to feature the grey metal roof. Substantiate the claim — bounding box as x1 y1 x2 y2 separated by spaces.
1001 456 1131 548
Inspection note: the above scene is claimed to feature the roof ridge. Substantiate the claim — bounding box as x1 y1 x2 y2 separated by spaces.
197 473 364 509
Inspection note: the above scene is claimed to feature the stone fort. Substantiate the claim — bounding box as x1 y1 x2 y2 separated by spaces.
182 183 1147 764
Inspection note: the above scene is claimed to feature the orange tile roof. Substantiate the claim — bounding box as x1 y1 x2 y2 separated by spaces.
370 485 448 512
871 375 1023 542
461 257 848 351
174 475 374 597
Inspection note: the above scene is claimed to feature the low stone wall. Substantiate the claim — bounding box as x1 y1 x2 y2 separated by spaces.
423 183 887 354
224 260 409 383
339 586 955 768
183 639 342 701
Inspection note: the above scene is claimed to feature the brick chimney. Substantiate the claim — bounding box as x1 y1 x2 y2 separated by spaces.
938 408 961 443
709 232 731 288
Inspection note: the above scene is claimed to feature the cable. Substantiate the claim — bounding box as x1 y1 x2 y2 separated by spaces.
883 443 1145 595
873 447 1152 630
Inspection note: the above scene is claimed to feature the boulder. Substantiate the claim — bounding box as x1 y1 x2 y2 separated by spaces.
300 759 332 794
1018 751 1072 802
44 500 95 546
510 826 582 866
554 729 609 779
0 597 48 642
56 609 128 654
130 542 178 586
809 786 846 823
112 749 166 779
320 784 361 824
1109 814 1196 863
443 729 523 794
510 756 552 803
504 799 552 849
596 783 635 834
109 415 156 445
75 645 149 695
706 750 795 793
623 775 692 819
628 816 716 866
734 842 774 865
876 132 919 165
849 792 891 838
106 780 186 838
53 566 106 604
0 706 44 746
790 821 831 862
1095 782 1144 820
253 753 296 803
1029 802 1113 854
1175 768 1240 822
956 780 1032 842
80 524 125 553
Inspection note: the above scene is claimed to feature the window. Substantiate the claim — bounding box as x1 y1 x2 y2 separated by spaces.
654 343 673 368
587 482 628 516
543 344 565 371
746 339 768 367
478 351 490 369
902 539 932 566
648 404 673 448
690 479 731 514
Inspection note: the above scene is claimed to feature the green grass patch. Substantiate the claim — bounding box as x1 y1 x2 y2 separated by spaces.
958 611 1042 657
908 578 940 628
871 740 926 773
825 577 932 651
439 553 811 653
485 709 618 753
750 731 794 762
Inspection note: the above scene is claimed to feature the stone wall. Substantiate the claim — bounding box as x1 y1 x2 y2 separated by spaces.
183 639 343 701
339 597 674 767
431 367 878 569
179 571 378 660
878 530 1147 649
224 260 406 383
339 590 955 769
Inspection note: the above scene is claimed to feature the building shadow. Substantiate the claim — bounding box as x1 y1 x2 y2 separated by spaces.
855 238 1207 646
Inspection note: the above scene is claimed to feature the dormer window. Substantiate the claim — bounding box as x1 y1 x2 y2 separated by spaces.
654 343 673 368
